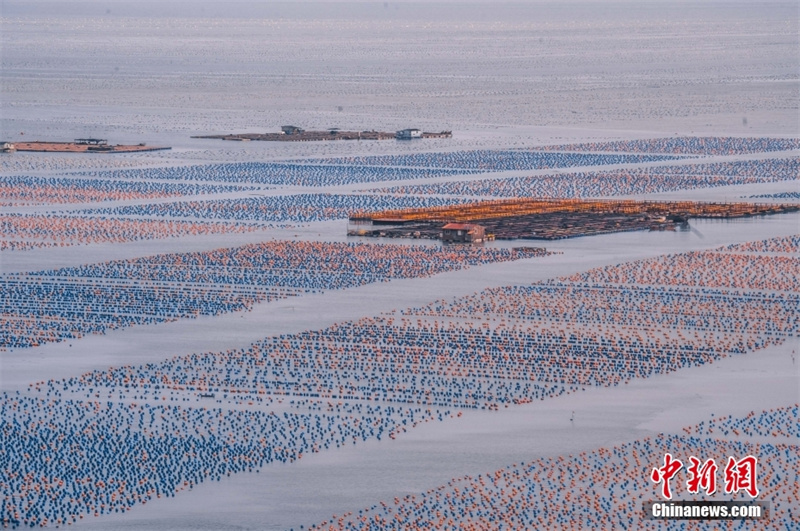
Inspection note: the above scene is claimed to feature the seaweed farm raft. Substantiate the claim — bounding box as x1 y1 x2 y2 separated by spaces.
347 199 800 241
192 127 452 142
3 139 171 154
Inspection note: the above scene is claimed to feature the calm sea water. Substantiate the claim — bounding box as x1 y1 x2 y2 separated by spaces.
2 1 797 142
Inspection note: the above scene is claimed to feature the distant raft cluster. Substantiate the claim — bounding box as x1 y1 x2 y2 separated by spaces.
72 163 478 187
313 150 684 171
530 136 800 155
1 241 540 349
304 429 798 530
0 214 267 252
0 394 450 529
78 193 471 224
0 176 253 206
683 405 799 439
377 157 800 198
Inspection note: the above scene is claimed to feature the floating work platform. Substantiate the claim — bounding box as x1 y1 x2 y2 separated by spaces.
5 140 171 154
348 198 800 241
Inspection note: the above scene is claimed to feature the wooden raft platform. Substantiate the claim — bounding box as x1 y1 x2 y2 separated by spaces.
348 199 800 241
6 141 171 154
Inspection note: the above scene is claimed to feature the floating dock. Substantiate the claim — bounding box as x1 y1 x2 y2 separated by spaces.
3 139 171 154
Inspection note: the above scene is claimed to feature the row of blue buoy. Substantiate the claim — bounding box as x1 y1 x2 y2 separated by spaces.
77 193 470 223
72 162 475 187
317 149 681 171
377 157 800 199
1 175 249 206
531 136 800 155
